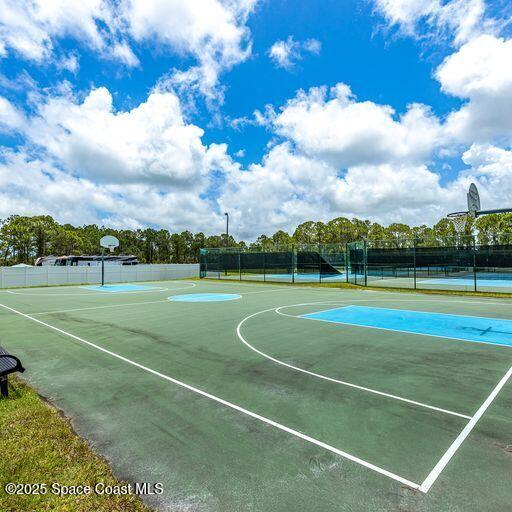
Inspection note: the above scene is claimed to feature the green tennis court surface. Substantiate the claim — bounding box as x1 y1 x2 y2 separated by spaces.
1 280 511 511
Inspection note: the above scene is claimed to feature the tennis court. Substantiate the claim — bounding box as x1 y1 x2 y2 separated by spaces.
2 279 511 511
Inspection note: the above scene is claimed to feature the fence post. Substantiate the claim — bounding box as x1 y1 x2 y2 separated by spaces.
292 246 295 284
239 250 242 281
413 238 417 290
364 240 368 287
345 244 349 283
318 244 321 283
473 235 477 292
263 252 266 282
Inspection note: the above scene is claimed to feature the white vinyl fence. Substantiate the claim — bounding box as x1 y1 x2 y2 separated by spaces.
0 264 199 289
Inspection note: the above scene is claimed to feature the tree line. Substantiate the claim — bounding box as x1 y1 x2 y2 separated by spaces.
0 213 511 266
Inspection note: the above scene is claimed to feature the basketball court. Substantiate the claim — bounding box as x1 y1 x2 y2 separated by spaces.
2 278 511 511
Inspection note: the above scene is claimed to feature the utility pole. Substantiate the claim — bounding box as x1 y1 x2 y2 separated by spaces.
224 212 229 276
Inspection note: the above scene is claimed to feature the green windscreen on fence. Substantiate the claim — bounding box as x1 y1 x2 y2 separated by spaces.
296 244 346 277
200 245 346 283
345 234 512 293
201 236 512 292
346 241 366 286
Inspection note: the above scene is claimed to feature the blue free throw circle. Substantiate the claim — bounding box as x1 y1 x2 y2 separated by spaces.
168 293 242 302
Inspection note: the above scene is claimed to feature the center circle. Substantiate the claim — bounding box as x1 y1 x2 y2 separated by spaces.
168 293 242 302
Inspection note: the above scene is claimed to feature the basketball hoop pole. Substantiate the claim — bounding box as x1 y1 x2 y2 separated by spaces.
101 247 105 286
99 235 119 287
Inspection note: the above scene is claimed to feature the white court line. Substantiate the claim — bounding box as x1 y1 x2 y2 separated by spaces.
0 302 420 491
201 280 292 289
27 287 290 316
419 365 512 493
4 281 196 297
30 287 293 315
237 304 472 420
6 288 168 297
21 290 425 318
338 287 512 306
205 279 512 305
79 285 169 293
239 288 294 295
30 299 170 316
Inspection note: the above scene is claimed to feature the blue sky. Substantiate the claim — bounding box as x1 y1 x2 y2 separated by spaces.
0 0 511 239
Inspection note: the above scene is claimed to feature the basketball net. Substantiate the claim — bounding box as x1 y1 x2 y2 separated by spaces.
448 211 475 239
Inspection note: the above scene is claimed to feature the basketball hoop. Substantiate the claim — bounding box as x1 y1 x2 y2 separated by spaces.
99 235 119 286
100 235 119 253
447 211 473 236
447 183 480 238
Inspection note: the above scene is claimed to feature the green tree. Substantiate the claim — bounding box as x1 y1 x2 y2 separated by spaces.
0 215 35 264
385 223 413 247
1 210 511 267
271 230 292 247
475 213 512 245
325 217 355 245
293 221 318 244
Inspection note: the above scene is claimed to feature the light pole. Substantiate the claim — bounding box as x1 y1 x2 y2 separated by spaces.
224 212 229 276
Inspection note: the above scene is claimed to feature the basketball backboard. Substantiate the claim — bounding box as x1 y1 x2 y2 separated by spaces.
100 235 119 253
467 183 481 213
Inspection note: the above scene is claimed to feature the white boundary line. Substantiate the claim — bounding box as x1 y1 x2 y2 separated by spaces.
4 281 197 297
79 285 169 293
237 304 472 420
6 287 167 296
168 293 242 303
202 277 512 304
239 288 294 295
330 304 512 323
30 299 170 316
29 287 294 315
201 280 295 289
419 365 512 492
0 302 421 491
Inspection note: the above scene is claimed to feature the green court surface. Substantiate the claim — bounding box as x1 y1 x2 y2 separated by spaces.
1 279 511 511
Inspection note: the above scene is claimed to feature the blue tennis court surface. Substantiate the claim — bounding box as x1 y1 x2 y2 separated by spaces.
421 278 512 288
169 293 242 302
301 305 512 347
82 284 159 292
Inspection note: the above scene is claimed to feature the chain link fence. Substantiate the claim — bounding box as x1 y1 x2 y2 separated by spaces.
200 245 346 283
347 235 512 293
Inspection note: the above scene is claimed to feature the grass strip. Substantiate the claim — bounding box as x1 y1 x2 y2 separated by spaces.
0 377 152 512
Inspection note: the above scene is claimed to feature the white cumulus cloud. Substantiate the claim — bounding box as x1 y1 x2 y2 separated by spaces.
0 0 257 101
0 150 226 233
437 35 512 145
0 85 240 233
269 83 442 166
1 87 236 187
0 0 112 62
218 142 464 239
268 36 321 70
461 144 512 209
373 0 494 46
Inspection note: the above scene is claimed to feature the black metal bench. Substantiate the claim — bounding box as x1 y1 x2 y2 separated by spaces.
0 346 25 398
